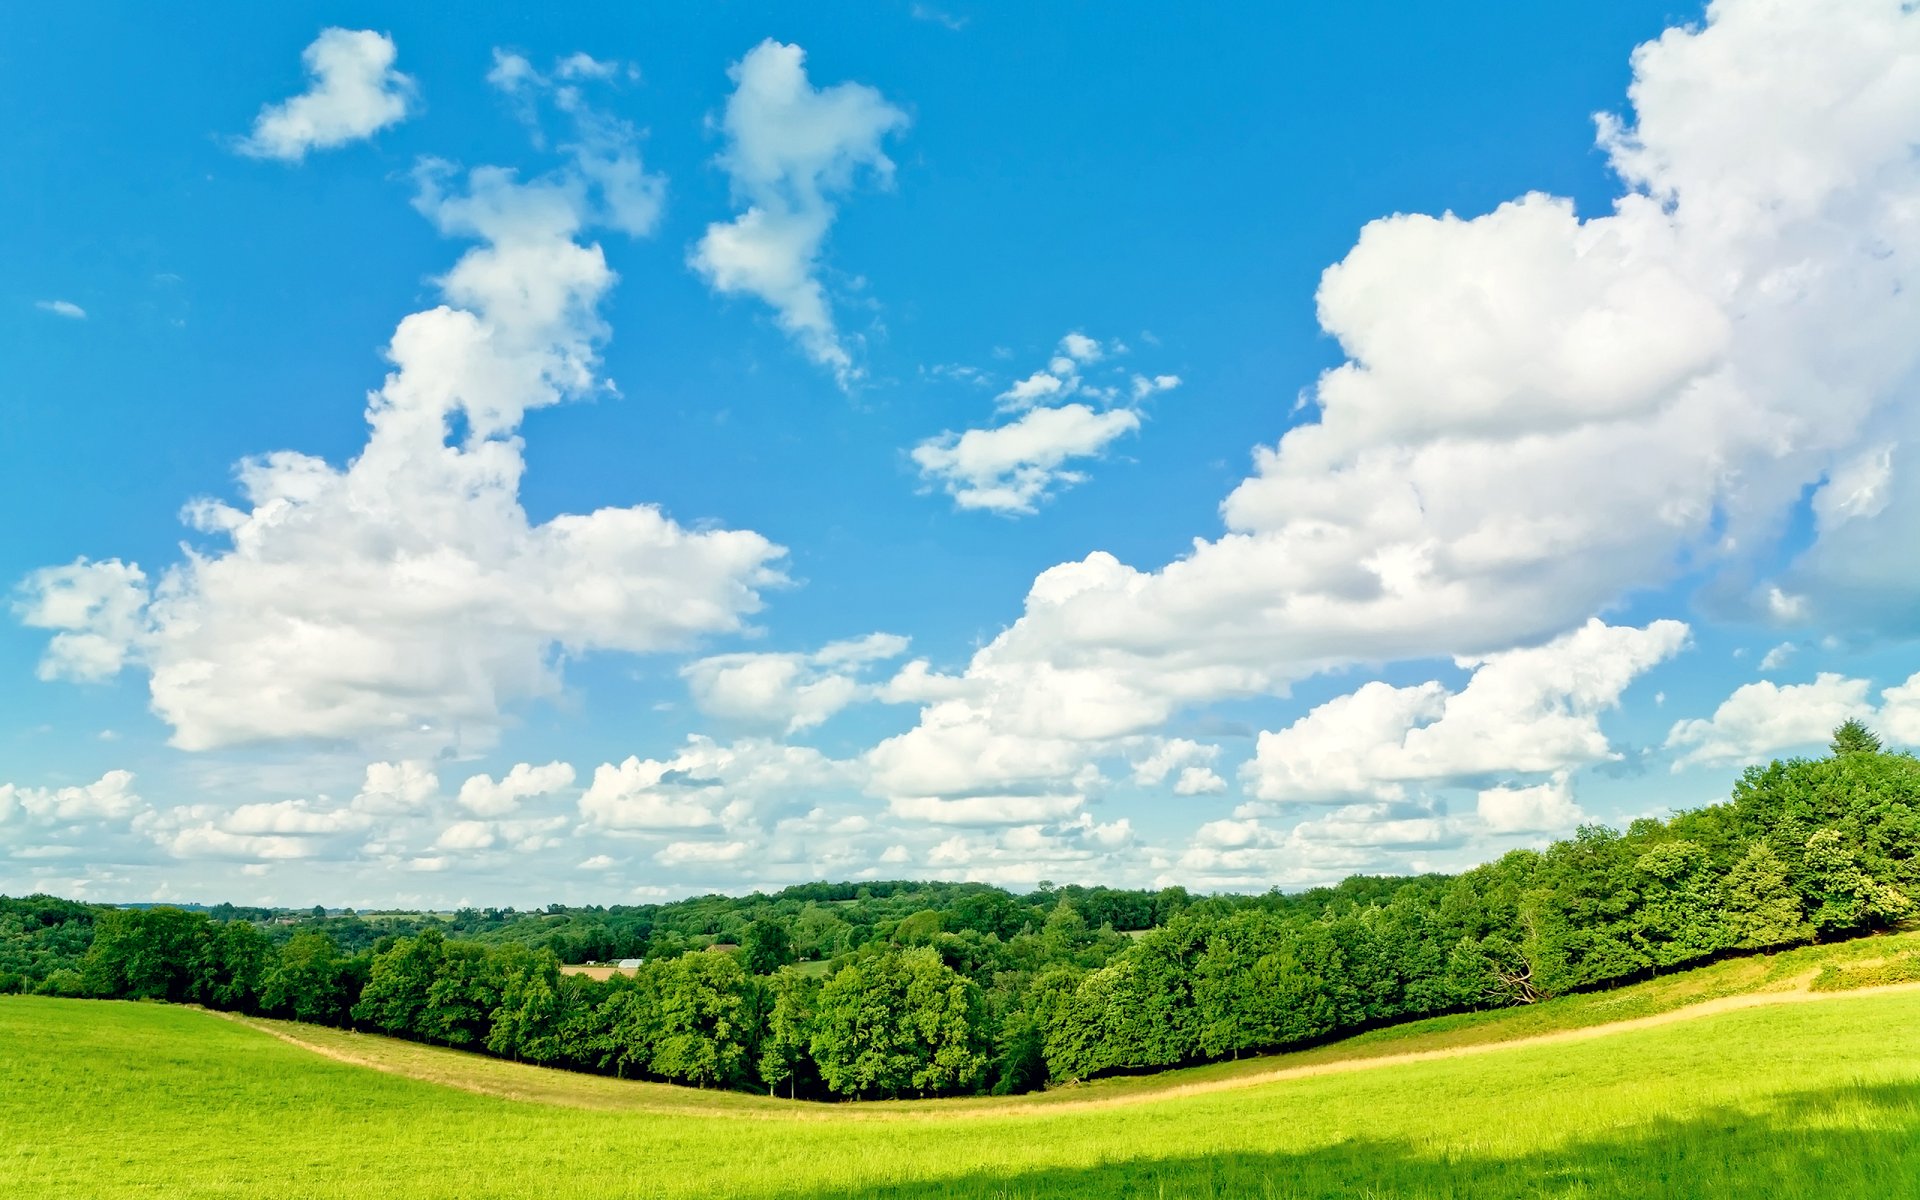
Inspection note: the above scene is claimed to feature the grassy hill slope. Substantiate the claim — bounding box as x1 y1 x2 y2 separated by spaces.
7 934 1920 1198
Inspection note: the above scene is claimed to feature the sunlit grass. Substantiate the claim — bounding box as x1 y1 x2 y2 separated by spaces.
6 957 1920 1198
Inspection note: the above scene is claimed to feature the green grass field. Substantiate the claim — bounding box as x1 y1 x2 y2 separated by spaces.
6 938 1920 1198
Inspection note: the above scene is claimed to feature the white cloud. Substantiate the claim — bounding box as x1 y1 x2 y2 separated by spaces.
1666 672 1874 768
223 799 371 836
352 761 439 815
690 40 907 386
35 300 85 320
1130 373 1181 401
22 96 779 753
14 559 149 682
1244 619 1686 802
911 403 1140 515
0 770 142 824
681 632 908 732
1476 772 1582 834
1172 766 1228 796
880 1 1920 842
1878 672 1920 746
1758 642 1796 672
238 28 415 161
914 332 1180 515
656 839 750 866
580 736 848 833
457 761 575 816
1130 738 1219 786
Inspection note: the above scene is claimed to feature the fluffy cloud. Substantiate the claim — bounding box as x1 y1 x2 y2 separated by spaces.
1130 738 1219 786
690 40 907 385
579 736 849 835
238 28 415 161
21 94 783 753
681 632 908 732
912 813 1139 887
1476 772 1583 835
913 333 1179 515
457 761 576 816
14 559 149 682
35 299 85 320
1244 620 1688 803
912 404 1141 515
1666 673 1875 768
879 1 1920 840
0 770 142 824
352 761 439 815
1879 673 1920 746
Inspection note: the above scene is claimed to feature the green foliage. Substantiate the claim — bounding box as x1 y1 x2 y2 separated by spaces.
260 931 355 1025
8 734 1920 1102
811 947 986 1098
742 917 796 975
650 952 754 1088
1831 718 1883 756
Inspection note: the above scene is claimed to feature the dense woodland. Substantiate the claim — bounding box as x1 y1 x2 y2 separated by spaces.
4 722 1916 1099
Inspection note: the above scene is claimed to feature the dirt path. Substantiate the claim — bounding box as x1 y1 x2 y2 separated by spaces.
207 978 1920 1120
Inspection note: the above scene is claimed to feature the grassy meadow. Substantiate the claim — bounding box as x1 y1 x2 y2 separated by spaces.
6 938 1920 1199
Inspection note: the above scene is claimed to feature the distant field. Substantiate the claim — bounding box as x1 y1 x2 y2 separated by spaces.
7 938 1920 1198
555 964 635 981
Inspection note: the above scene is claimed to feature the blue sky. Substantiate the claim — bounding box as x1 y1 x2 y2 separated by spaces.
7 0 1920 907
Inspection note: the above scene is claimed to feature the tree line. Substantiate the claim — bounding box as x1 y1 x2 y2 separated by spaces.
3 722 1915 1099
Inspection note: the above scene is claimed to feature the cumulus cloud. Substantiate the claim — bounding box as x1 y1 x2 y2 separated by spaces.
877 0 1920 840
690 40 907 386
1130 738 1219 787
21 93 782 753
1244 620 1688 803
238 28 415 161
14 559 149 682
35 299 86 320
911 404 1141 515
912 332 1179 515
579 736 849 837
1476 772 1583 834
1666 673 1875 768
457 761 575 816
352 761 440 814
681 632 908 732
0 770 142 824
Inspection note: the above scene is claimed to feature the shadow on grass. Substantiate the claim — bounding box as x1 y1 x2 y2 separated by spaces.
798 1081 1920 1199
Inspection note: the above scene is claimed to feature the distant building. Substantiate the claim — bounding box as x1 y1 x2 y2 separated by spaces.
616 958 642 969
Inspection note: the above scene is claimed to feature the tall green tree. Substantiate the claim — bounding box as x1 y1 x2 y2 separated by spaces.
650 953 752 1088
260 931 352 1024
759 969 820 1098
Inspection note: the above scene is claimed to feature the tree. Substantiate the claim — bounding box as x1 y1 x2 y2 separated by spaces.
743 918 796 975
1831 719 1883 756
811 948 985 1098
1722 841 1812 949
81 908 213 1003
260 931 351 1024
353 928 445 1038
208 920 275 1012
759 970 820 1098
488 946 565 1062
423 940 500 1047
650 953 751 1088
